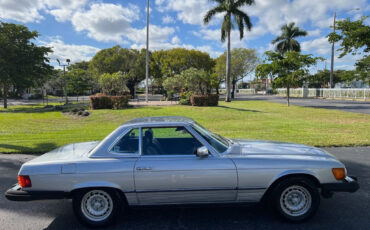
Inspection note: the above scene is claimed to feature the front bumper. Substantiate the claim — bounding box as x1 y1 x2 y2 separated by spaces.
5 184 68 201
321 176 359 197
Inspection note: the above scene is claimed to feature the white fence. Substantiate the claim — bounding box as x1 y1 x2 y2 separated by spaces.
218 89 256 94
276 88 370 100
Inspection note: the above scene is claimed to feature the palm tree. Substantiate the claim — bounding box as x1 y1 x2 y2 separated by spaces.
204 0 254 102
272 22 308 54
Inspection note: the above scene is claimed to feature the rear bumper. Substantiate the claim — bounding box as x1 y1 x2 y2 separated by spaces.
5 184 68 201
321 176 359 195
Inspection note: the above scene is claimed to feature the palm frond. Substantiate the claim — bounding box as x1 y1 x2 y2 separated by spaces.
203 5 226 25
272 36 284 44
234 9 252 30
235 15 244 39
221 14 232 42
234 0 255 8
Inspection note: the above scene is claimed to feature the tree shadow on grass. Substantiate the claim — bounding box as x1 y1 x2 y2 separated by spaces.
0 103 90 114
0 143 58 154
217 105 263 113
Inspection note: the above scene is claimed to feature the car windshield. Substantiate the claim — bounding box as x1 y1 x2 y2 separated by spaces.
192 122 229 153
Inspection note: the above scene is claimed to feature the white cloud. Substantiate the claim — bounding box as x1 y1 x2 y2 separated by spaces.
0 0 89 23
71 3 140 43
39 38 100 65
155 0 218 25
162 15 175 24
44 0 88 22
307 29 322 37
171 36 180 44
127 24 175 45
243 0 367 36
301 36 330 55
0 0 44 23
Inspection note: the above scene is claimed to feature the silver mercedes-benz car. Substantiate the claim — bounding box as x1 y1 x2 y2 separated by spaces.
6 116 359 227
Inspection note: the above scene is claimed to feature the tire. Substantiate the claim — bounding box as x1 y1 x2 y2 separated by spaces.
270 177 320 222
72 188 122 227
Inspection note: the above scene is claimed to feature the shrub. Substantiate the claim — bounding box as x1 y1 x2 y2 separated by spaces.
89 94 113 109
179 91 192 105
89 94 129 110
111 96 129 109
190 94 219 106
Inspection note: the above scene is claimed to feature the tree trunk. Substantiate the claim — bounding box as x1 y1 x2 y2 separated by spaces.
287 86 290 106
231 79 236 99
3 84 8 109
128 84 135 98
216 87 219 95
225 30 231 102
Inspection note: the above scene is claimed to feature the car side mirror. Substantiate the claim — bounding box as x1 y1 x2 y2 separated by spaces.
196 146 209 157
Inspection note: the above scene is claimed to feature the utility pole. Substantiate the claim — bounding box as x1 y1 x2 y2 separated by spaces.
330 8 360 89
57 59 70 104
329 11 336 89
145 0 149 103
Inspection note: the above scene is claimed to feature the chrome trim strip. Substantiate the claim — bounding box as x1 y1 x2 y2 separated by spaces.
134 187 267 193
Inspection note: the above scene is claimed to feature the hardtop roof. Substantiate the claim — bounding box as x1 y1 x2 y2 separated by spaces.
122 116 195 126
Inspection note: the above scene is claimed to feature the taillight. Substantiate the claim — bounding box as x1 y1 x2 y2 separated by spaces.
18 175 32 188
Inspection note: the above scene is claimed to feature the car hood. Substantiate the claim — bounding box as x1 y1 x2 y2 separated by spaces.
227 139 335 158
25 141 99 165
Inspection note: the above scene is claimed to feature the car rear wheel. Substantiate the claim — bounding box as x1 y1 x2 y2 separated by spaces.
73 188 122 227
271 177 320 222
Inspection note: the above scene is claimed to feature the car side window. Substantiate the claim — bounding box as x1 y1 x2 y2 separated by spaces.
111 128 139 154
142 127 202 156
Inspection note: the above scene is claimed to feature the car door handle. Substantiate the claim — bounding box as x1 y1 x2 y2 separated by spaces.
136 167 152 171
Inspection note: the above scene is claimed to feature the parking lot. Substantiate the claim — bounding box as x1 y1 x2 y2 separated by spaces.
1 147 369 230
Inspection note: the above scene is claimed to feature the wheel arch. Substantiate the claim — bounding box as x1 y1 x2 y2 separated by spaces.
261 171 321 202
70 183 129 206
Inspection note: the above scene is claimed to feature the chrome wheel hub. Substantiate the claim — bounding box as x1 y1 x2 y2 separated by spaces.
280 185 312 217
81 190 113 222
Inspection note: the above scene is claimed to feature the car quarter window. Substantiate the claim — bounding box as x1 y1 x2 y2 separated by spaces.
142 127 202 156
111 128 139 154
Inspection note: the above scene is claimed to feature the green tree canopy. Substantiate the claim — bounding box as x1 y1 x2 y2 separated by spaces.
89 46 149 96
98 72 129 96
151 48 215 79
0 22 53 108
355 55 369 85
67 68 92 100
215 48 259 98
256 51 323 106
163 68 218 95
328 16 370 58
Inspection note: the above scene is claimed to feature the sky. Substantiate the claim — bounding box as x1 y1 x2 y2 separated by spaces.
1 0 369 74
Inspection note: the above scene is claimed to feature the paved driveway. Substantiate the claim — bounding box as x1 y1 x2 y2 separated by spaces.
1 147 369 230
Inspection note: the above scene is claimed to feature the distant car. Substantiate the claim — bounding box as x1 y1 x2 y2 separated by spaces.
6 116 359 227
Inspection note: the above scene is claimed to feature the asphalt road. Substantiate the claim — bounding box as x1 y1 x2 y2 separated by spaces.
225 95 370 114
1 147 369 230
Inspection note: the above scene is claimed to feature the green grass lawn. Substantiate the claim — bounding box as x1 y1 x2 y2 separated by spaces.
0 101 369 154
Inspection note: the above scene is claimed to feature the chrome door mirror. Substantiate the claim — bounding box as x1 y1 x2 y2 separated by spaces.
196 146 209 157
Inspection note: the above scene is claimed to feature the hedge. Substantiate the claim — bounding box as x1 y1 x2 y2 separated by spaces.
190 94 219 106
89 94 129 110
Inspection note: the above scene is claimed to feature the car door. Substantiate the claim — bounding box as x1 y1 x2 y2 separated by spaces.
134 126 237 205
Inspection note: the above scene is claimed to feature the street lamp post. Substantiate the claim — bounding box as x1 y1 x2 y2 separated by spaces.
329 11 336 89
57 59 71 104
329 8 360 88
145 0 149 103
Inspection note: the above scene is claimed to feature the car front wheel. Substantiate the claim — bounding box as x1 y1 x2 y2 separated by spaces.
73 188 122 227
271 177 320 222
